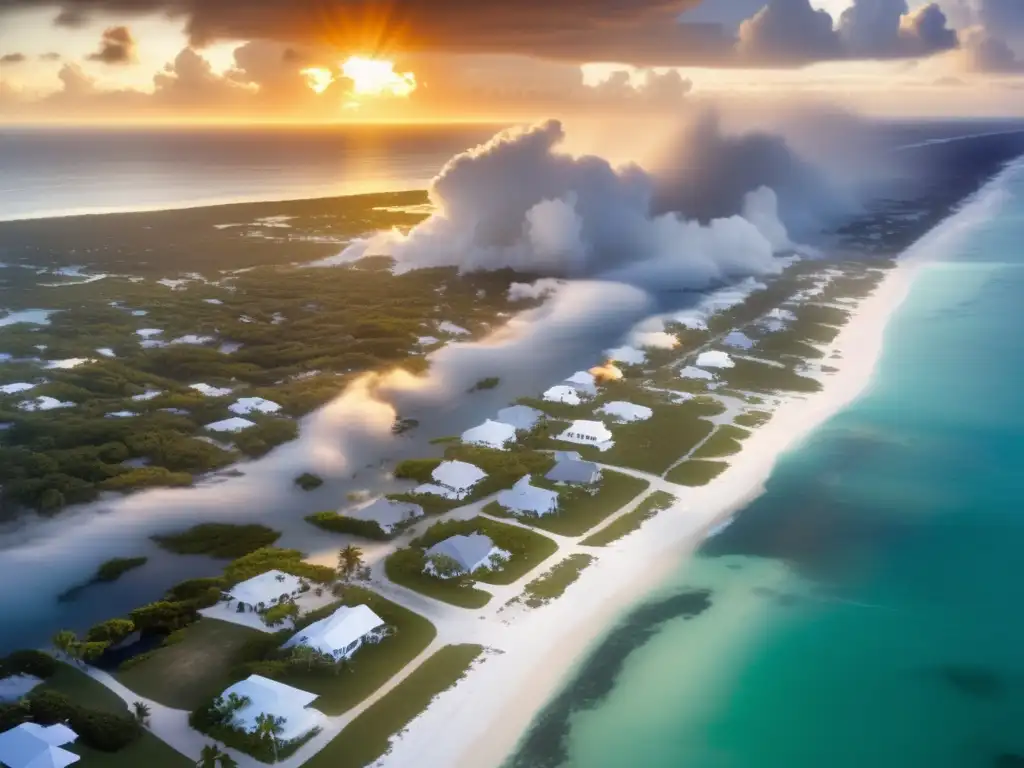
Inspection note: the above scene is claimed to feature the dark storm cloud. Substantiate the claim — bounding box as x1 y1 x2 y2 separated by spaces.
86 25 137 64
1 52 27 64
737 0 840 65
838 0 956 58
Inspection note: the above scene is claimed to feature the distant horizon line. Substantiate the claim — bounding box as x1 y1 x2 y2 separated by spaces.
0 117 518 130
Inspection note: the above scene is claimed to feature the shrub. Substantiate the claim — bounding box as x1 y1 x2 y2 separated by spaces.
152 522 281 558
0 650 58 679
190 696 320 762
468 376 500 392
164 576 228 606
294 472 324 491
223 547 336 585
305 512 390 540
27 689 141 752
85 618 136 644
95 556 148 582
393 458 441 483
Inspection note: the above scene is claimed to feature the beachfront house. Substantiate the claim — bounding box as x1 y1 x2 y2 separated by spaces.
545 457 602 486
461 419 517 450
695 351 735 369
229 396 282 415
282 604 387 661
424 534 509 577
556 420 615 451
0 723 80 768
413 460 487 500
217 675 323 742
680 366 716 380
224 569 303 613
497 474 560 516
542 385 582 406
348 498 424 535
597 401 653 423
563 370 598 397
722 331 755 350
496 404 545 431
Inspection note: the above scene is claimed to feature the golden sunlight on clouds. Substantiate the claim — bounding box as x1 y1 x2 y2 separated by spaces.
341 56 417 97
301 67 335 94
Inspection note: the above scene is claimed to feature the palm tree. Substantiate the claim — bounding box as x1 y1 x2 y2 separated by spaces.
196 744 225 768
337 545 364 580
254 712 286 762
289 644 319 671
132 700 151 726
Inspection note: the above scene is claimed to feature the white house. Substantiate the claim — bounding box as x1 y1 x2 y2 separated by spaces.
190 382 233 397
17 396 73 412
218 675 322 742
497 474 560 516
0 723 80 768
282 604 386 661
225 570 303 612
424 534 508 576
696 351 735 369
205 416 256 433
496 405 544 430
545 457 602 485
723 331 755 349
0 382 36 395
563 370 598 397
598 401 653 423
461 419 517 450
557 420 614 450
604 345 646 365
414 460 487 500
348 498 424 534
680 366 716 380
438 321 470 335
229 397 282 415
542 385 582 405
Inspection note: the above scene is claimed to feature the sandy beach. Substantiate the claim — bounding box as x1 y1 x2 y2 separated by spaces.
374 257 921 768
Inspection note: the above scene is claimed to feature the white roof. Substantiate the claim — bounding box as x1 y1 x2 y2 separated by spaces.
432 460 486 491
44 358 93 370
206 416 256 433
203 298 224 305
283 604 386 657
191 383 233 397
0 723 80 768
438 321 470 335
680 366 716 380
559 419 614 443
723 331 755 349
348 498 423 529
605 345 646 364
96 348 116 358
563 370 597 392
0 382 36 394
412 483 456 498
136 328 163 338
542 385 581 405
220 675 320 742
131 389 163 401
106 410 138 418
229 397 282 415
416 336 440 346
18 396 73 412
497 474 560 515
496 405 544 430
598 401 653 423
426 533 497 572
461 419 517 449
227 570 302 606
696 351 735 369
171 334 215 345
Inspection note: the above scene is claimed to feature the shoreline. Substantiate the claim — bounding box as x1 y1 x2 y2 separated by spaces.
375 257 921 768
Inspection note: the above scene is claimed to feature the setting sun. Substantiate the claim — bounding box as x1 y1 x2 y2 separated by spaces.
341 56 417 98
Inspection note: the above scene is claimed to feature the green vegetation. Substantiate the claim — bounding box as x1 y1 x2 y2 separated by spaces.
305 511 390 540
468 376 500 392
116 619 268 710
580 490 676 546
691 426 752 459
69 734 192 768
393 458 442 483
0 191 531 519
250 586 437 716
96 556 149 582
734 410 772 428
0 649 58 679
222 547 336 585
520 554 595 608
666 460 730 486
496 470 649 537
294 472 324 491
718 359 822 394
151 523 281 558
384 550 492 608
304 644 484 768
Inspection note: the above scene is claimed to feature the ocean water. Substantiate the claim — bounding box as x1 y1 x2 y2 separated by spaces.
510 161 1024 768
0 124 500 220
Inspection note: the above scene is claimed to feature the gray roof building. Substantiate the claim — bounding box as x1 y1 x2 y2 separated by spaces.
545 458 602 485
496 405 545 431
425 533 498 573
349 498 424 533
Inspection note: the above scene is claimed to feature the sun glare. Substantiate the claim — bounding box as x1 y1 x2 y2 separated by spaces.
341 56 417 97
301 67 335 95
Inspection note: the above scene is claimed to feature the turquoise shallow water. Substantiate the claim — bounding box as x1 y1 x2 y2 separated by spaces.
509 160 1024 768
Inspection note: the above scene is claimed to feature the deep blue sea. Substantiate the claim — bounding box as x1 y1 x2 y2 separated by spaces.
509 160 1024 768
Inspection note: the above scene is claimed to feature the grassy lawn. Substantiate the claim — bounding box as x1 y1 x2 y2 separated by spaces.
734 410 772 428
665 459 730 486
39 662 130 714
691 425 751 459
580 490 676 546
524 471 650 536
304 645 484 768
752 333 825 361
70 734 192 768
275 586 437 716
384 550 493 608
520 554 594 608
719 359 822 394
115 618 268 710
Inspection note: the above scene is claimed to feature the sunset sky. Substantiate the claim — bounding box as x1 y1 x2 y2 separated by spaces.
1 0 1022 123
